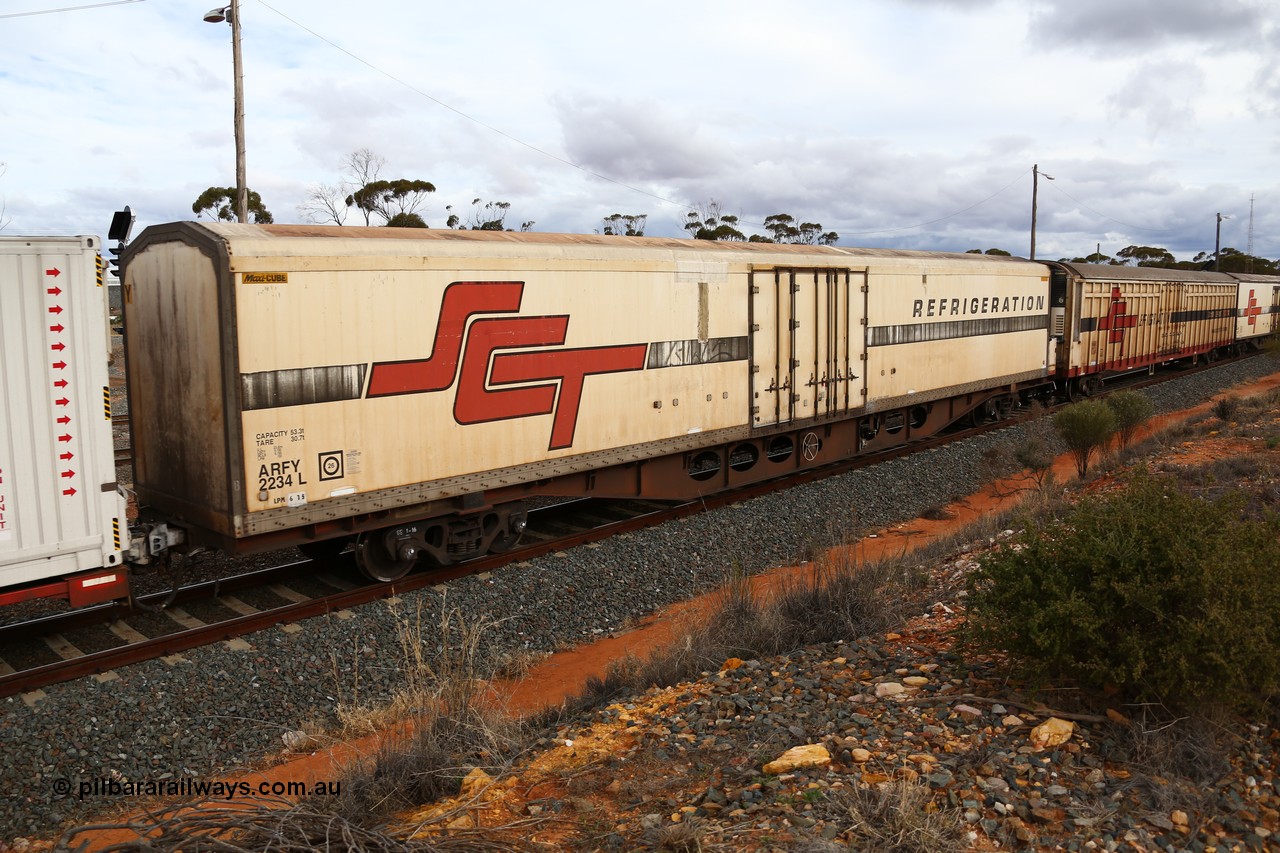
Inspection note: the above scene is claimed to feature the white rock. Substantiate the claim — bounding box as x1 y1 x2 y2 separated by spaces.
1030 717 1075 749
281 730 313 751
763 744 832 774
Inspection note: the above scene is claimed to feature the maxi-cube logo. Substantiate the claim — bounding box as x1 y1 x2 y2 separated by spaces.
366 281 648 450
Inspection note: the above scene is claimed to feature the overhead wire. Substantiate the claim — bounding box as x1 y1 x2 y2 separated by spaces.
256 0 677 210
1042 179 1186 234
839 168 1031 236
0 0 144 19
3 1 1201 243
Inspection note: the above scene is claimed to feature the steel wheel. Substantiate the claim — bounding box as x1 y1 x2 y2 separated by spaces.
353 532 417 583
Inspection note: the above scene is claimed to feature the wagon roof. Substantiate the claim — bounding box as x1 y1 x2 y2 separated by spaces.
248 224 1013 259
133 222 1044 270
1051 261 1236 283
1227 271 1280 284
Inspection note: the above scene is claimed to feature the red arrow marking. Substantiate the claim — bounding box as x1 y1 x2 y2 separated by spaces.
60 470 76 479
60 452 74 461
51 361 67 370
48 306 63 315
46 268 61 278
53 379 69 388
58 434 73 443
47 285 62 295
51 342 66 352
49 324 64 333
55 398 70 406
63 487 77 497
56 416 71 425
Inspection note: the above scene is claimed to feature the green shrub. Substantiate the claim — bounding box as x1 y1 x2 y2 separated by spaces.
963 471 1280 711
1212 395 1240 422
1053 399 1116 477
1105 389 1154 450
1013 434 1056 489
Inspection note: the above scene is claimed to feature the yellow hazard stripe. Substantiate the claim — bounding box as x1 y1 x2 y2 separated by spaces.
96 254 105 287
112 518 122 551
103 386 112 419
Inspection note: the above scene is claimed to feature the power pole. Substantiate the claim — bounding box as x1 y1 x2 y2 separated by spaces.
231 0 247 224
1247 194 1255 273
1215 212 1231 272
204 2 247 223
1030 164 1053 260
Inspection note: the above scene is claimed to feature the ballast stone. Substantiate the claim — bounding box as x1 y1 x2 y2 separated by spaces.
762 744 831 775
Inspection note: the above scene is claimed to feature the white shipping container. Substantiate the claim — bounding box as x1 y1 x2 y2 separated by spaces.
0 236 126 597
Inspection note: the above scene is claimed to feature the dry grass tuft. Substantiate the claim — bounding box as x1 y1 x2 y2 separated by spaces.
327 601 533 825
810 780 967 852
571 542 933 708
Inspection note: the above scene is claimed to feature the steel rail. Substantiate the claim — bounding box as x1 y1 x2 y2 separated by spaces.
0 501 674 697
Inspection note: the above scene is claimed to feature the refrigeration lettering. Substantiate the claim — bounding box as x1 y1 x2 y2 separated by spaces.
912 294 1045 318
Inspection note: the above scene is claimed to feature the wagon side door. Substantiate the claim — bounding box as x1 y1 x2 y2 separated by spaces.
749 267 865 428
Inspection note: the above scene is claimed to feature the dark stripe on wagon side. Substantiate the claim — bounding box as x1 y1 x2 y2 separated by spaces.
867 314 1048 348
1079 306 1238 332
242 336 747 412
242 364 367 411
1170 307 1237 323
646 336 749 369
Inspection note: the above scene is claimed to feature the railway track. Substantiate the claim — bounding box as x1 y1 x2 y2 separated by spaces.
5 408 989 700
4 354 1255 701
0 498 675 699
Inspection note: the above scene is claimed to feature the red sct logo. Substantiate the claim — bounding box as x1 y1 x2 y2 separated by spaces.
366 281 648 450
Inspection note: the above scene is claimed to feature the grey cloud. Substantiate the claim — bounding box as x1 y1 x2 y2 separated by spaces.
651 132 1276 260
1029 0 1266 49
554 95 734 183
1250 25 1280 116
1105 59 1205 136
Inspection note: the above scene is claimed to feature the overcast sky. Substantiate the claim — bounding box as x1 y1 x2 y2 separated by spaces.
2 0 1277 261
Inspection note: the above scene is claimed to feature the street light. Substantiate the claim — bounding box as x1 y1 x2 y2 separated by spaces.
204 1 247 224
1030 163 1054 261
1215 212 1231 272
